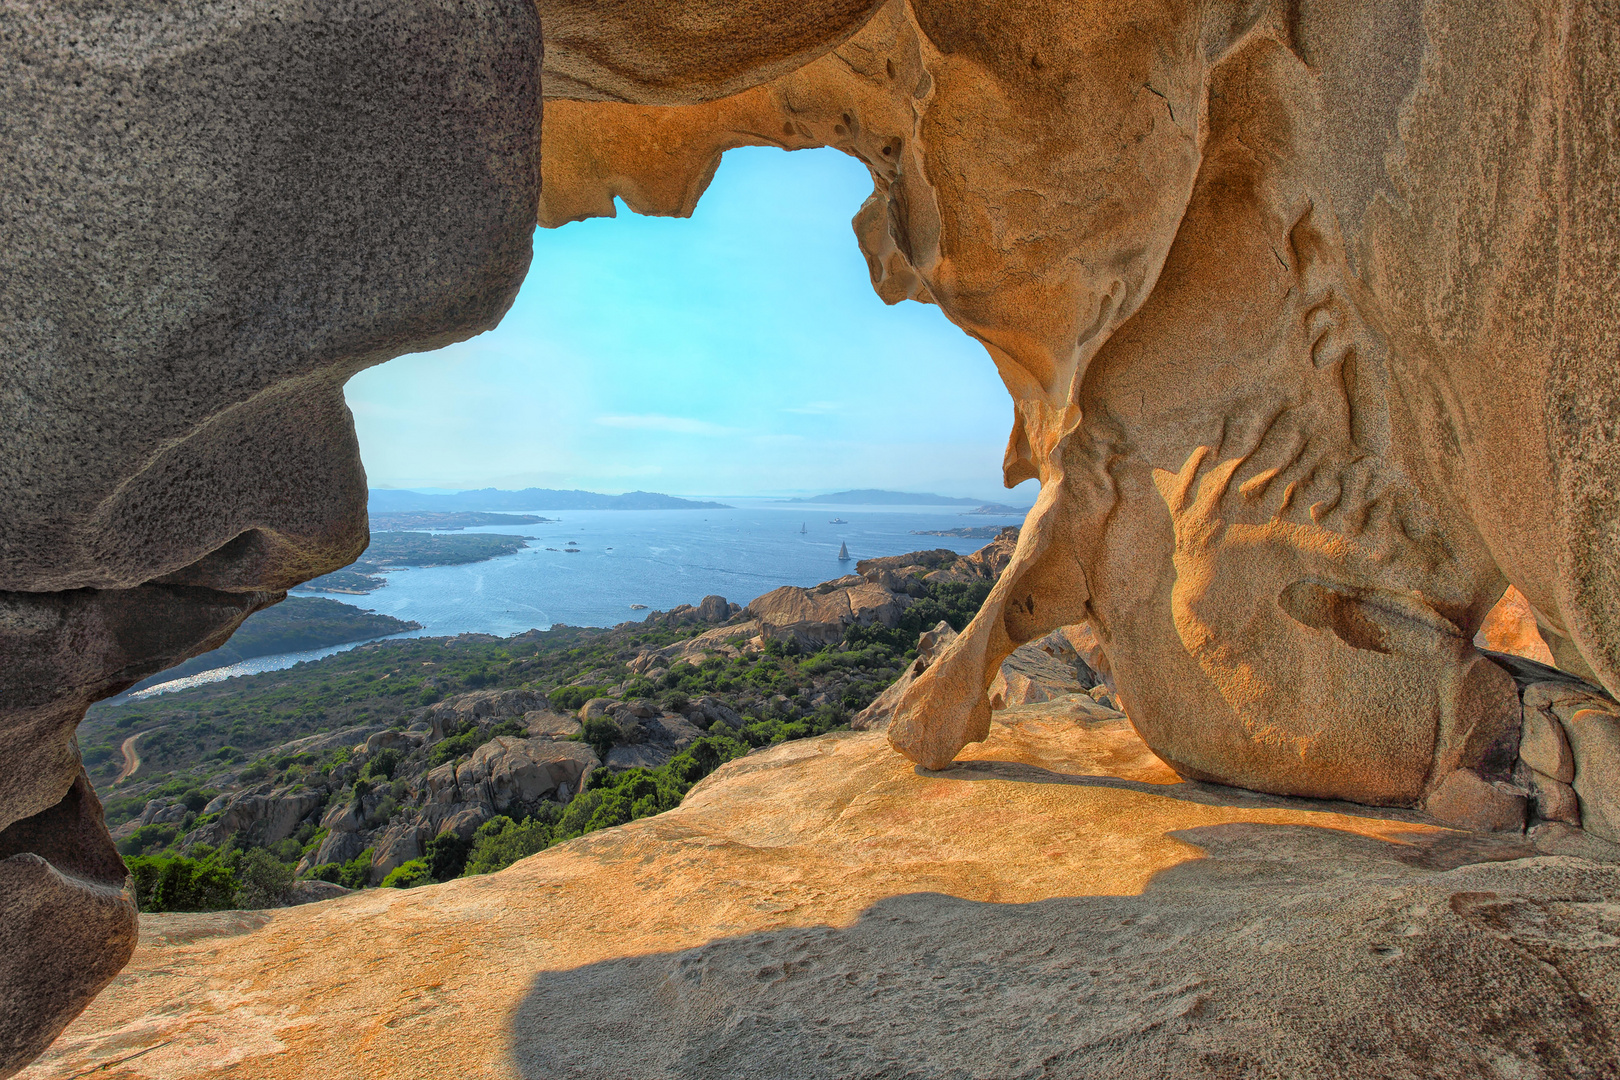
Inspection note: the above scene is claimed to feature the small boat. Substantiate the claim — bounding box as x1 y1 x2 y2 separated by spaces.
629 603 648 610
800 523 807 534
829 517 848 524
838 541 850 560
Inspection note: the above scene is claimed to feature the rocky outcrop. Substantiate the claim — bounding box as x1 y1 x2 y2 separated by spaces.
25 707 1619 1078
856 528 1017 588
746 578 909 648
456 739 599 811
638 595 742 631
628 621 762 673
189 787 325 850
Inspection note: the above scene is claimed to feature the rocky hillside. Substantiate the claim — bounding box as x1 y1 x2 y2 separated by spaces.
29 697 1619 1080
92 530 1119 903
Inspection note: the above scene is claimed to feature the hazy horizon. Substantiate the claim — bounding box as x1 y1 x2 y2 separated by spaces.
364 483 1033 506
344 145 1037 505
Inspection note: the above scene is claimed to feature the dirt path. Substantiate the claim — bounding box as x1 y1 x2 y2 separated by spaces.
114 729 157 784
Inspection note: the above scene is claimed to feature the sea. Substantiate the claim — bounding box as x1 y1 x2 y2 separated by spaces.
130 499 1025 698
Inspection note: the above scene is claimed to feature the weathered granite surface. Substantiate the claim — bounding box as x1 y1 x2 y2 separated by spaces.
7 0 1620 1071
22 710 1620 1079
537 0 1620 835
0 0 542 1068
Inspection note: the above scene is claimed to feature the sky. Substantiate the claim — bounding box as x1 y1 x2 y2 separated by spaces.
345 146 1037 504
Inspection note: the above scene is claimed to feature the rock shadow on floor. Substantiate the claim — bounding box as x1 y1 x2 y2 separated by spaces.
509 821 1620 1079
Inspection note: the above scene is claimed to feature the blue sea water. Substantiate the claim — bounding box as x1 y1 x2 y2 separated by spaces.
131 499 1024 697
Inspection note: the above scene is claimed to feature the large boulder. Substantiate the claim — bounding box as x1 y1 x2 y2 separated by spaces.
455 739 600 810
746 578 908 648
541 0 1620 832
419 689 554 740
191 787 326 849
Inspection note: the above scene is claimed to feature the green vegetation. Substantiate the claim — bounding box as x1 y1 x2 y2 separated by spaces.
456 733 750 878
307 847 376 891
85 571 994 911
126 844 298 912
382 859 433 888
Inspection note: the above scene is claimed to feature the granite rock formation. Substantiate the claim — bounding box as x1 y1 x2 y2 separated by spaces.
2 0 544 1065
8 0 1620 1070
537 0 1620 842
21 709 1620 1079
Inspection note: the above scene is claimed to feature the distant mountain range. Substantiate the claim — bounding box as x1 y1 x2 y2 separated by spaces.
784 489 997 507
368 488 732 512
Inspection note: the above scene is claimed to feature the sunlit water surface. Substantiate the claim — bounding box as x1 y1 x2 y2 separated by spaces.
132 500 1021 697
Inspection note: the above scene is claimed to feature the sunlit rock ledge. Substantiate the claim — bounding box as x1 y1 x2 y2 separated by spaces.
26 700 1619 1079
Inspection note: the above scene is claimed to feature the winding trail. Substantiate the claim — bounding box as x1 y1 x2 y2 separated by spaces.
114 729 157 785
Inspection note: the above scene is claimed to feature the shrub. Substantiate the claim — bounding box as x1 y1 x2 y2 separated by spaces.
547 685 602 712
127 854 239 913
382 859 432 889
337 847 374 889
666 735 749 786
117 823 179 857
579 716 620 759
462 816 554 876
229 847 296 908
179 788 215 813
423 831 471 882
362 747 402 780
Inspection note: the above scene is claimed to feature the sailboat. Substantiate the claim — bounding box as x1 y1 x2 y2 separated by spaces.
800 522 807 534
838 541 850 561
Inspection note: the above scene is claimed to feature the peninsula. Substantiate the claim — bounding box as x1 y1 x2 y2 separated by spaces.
300 532 532 594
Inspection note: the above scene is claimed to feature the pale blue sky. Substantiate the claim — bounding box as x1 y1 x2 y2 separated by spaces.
346 146 1036 504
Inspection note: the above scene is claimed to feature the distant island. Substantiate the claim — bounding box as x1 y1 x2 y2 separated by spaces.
963 503 1028 516
122 597 419 695
370 511 550 532
910 526 1009 539
300 532 532 594
369 488 731 512
785 489 992 506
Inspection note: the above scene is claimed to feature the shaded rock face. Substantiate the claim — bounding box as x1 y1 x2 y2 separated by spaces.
541 1 1620 833
1 0 543 1066
190 787 325 850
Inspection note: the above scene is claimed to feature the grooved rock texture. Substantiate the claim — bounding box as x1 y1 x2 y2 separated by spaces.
0 0 543 1068
537 0 1620 827
7 0 1620 1071
22 711 1620 1078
